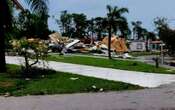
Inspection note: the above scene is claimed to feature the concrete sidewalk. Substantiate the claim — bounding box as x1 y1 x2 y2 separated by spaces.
6 56 175 88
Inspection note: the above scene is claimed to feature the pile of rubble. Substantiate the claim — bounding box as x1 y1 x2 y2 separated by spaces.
48 32 132 58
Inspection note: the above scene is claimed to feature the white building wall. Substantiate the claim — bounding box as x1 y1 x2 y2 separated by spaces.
129 42 146 52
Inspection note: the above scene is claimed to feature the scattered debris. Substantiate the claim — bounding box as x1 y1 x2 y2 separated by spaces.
25 78 31 81
4 92 10 97
41 75 45 78
70 77 79 80
49 32 69 53
99 88 104 92
48 33 132 59
49 32 69 44
166 69 174 72
123 53 132 59
92 85 97 89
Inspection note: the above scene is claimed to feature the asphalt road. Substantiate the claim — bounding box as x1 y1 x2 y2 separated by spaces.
1 83 175 110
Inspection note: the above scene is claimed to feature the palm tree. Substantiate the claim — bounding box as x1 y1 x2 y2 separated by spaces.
58 10 73 36
145 31 156 52
154 17 168 38
86 18 95 36
94 17 106 40
25 0 48 15
118 18 131 38
86 18 96 44
71 13 87 38
106 5 129 59
0 0 48 72
132 21 145 40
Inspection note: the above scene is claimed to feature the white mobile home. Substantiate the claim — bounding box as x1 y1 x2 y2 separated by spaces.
129 40 146 52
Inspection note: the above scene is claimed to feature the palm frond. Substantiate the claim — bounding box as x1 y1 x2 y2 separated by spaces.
106 5 113 14
117 8 129 15
25 0 48 14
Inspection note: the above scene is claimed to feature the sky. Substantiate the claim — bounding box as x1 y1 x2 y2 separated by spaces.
19 0 175 32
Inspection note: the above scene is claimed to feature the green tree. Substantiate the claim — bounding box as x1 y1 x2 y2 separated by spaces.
154 17 175 55
105 5 129 59
154 17 168 35
145 31 156 52
147 32 156 41
0 0 48 72
14 10 50 39
157 27 175 55
58 10 73 37
94 17 106 40
86 18 96 44
132 21 146 40
71 13 88 38
86 18 95 37
118 19 131 38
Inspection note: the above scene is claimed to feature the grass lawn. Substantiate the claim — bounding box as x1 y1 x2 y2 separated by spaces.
0 65 142 96
47 54 175 74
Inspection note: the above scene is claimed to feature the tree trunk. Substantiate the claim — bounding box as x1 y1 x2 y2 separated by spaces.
108 25 112 59
0 0 11 72
97 32 102 41
145 40 149 52
0 27 6 72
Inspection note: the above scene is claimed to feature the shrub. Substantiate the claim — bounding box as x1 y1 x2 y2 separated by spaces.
11 38 48 77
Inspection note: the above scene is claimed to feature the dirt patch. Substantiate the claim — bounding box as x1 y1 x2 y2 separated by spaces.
0 81 14 88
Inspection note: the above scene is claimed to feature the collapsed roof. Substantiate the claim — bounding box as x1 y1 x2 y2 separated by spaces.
101 35 128 53
49 32 69 44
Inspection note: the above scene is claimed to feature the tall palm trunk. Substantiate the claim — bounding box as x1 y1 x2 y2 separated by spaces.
108 25 112 59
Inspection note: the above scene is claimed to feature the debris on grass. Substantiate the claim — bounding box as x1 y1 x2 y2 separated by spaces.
92 85 97 89
166 69 174 72
4 92 10 97
99 88 104 92
70 77 79 80
25 78 31 81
